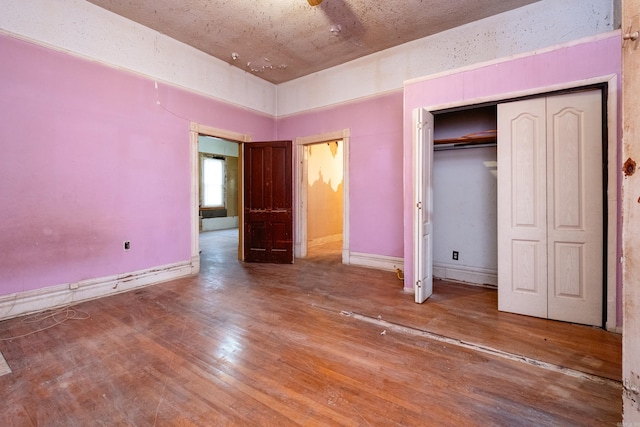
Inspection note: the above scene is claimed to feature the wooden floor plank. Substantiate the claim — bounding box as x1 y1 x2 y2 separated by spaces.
0 229 621 425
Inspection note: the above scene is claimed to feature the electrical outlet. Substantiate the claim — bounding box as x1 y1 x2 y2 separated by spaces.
452 251 459 260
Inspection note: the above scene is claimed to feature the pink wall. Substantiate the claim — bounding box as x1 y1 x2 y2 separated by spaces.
277 92 404 257
403 34 623 323
2 29 620 322
0 34 276 296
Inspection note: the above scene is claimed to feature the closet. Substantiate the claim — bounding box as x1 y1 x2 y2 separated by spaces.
497 90 603 327
432 107 498 287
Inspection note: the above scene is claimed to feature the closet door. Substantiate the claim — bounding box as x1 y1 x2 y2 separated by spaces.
546 91 603 326
497 98 548 318
414 108 434 303
497 90 603 326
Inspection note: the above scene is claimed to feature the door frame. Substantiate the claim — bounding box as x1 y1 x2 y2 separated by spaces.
189 122 252 267
413 74 619 331
295 129 350 263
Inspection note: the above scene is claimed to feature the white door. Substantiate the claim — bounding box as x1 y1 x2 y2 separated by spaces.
497 98 548 318
414 108 434 303
497 90 603 326
546 91 603 325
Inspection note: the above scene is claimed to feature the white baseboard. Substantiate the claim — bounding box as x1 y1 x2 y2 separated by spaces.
433 263 497 287
201 216 238 231
607 324 622 334
0 260 197 321
190 255 201 275
403 286 415 294
348 252 404 273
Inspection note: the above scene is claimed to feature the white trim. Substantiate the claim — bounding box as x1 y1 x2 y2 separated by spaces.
433 263 498 287
190 123 252 143
295 129 350 264
415 74 619 330
0 261 194 321
421 75 619 113
189 125 201 272
190 255 200 276
341 132 351 265
604 75 619 333
349 252 404 273
296 129 350 146
294 142 308 258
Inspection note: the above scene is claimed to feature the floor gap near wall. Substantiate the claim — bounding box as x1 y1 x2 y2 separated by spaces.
341 310 621 389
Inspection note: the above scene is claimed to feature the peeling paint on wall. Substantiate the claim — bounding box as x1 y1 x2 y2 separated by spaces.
307 142 343 242
624 157 636 176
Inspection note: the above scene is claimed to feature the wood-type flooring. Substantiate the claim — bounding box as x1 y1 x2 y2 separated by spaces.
0 229 622 426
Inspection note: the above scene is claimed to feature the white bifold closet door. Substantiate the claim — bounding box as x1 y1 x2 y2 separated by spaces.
497 90 603 327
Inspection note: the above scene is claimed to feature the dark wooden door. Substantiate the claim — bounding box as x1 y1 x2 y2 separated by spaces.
244 140 293 263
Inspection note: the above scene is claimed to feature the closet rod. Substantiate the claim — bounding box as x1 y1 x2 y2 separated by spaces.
434 142 497 152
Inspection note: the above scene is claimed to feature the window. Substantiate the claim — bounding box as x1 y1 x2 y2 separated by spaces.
201 156 225 208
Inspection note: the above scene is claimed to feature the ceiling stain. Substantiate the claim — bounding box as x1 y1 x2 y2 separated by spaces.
86 0 541 84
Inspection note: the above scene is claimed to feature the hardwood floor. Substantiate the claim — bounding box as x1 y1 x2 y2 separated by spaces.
0 229 622 426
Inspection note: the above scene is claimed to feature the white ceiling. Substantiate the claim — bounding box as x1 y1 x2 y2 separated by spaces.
85 0 541 84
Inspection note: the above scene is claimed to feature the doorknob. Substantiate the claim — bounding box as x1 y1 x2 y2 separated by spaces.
623 31 639 41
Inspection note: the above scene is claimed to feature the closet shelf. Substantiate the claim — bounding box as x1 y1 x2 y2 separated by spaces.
434 130 497 145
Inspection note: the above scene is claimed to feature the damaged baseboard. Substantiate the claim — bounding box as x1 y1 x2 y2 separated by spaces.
348 252 404 273
433 263 497 287
0 351 11 377
0 259 198 322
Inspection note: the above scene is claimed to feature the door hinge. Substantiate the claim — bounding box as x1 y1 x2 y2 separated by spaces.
416 280 422 289
416 201 422 209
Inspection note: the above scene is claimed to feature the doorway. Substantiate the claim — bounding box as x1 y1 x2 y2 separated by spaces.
414 76 619 330
189 123 251 268
198 136 240 232
295 129 350 263
306 140 344 258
